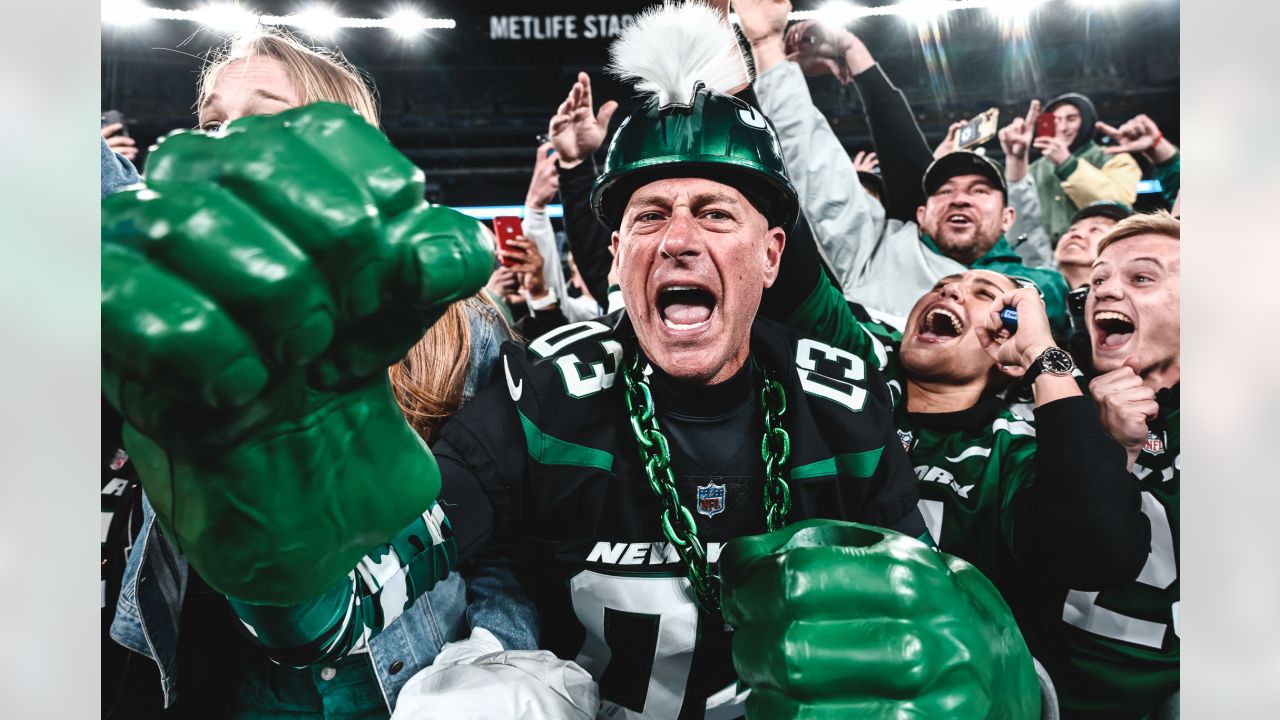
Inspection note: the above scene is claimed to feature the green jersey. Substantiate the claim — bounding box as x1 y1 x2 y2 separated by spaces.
785 271 1174 719
902 398 1039 598
851 318 1042 597
786 279 1044 595
1034 391 1180 720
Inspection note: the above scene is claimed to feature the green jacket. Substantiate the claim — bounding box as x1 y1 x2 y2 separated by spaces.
1152 150 1181 209
1029 143 1141 241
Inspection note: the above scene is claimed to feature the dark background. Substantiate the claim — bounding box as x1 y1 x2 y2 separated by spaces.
102 0 1180 207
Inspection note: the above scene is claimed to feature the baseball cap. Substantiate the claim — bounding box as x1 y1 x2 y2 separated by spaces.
1069 201 1133 226
922 150 1007 197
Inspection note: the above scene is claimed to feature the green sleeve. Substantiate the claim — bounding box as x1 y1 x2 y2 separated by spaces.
226 502 456 666
783 268 900 382
999 437 1038 562
1152 150 1181 208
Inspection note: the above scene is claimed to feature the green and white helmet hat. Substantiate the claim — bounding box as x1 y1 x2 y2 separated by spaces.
590 2 798 233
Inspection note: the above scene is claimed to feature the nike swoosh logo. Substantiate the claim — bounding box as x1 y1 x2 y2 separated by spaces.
504 355 523 401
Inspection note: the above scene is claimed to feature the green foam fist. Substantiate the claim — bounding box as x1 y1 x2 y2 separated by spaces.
721 519 1040 719
101 102 494 604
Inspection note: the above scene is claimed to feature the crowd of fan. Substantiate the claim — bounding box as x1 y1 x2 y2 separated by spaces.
100 2 1180 718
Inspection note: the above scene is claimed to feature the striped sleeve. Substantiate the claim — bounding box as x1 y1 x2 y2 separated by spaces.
225 502 456 667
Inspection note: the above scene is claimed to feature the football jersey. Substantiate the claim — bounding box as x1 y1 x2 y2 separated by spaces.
823 303 1043 604
434 311 924 719
1033 387 1180 719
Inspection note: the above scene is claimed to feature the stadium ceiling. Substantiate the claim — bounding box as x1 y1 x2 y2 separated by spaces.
103 0 1150 38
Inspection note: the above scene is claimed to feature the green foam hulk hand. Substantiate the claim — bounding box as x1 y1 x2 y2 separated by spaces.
721 519 1040 719
101 103 494 605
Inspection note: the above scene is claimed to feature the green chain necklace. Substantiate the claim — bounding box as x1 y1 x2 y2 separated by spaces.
620 352 793 615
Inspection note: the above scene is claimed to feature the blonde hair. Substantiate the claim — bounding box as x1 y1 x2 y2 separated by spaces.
389 295 516 444
1096 210 1180 256
198 26 380 127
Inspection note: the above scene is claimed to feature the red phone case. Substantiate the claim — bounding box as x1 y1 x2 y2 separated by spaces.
492 216 522 268
1035 113 1058 139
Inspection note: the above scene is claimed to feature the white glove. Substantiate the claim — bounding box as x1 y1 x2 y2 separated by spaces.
391 627 599 720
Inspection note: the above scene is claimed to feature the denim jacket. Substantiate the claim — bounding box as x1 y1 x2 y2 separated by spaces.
109 297 538 710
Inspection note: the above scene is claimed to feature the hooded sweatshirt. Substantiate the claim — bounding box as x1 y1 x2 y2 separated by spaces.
1027 92 1142 241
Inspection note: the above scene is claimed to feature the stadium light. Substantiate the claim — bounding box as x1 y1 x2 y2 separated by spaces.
895 0 950 26
290 5 342 38
193 2 261 34
102 0 151 26
816 0 864 24
984 0 1049 22
387 7 431 38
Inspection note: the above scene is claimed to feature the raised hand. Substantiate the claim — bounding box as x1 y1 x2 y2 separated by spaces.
101 102 493 604
782 19 853 82
934 121 965 159
501 235 550 300
975 287 1055 374
525 142 560 210
998 99 1040 161
102 122 138 161
722 519 1041 719
1088 359 1159 469
999 100 1040 182
548 72 618 170
851 149 879 173
1096 113 1177 163
1033 134 1071 166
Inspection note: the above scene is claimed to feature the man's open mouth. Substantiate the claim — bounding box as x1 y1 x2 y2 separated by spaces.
1094 310 1135 349
945 213 975 228
657 286 716 330
919 307 964 341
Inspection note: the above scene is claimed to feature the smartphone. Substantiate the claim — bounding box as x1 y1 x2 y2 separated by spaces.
492 216 523 268
1035 112 1058 140
102 109 129 137
954 107 999 150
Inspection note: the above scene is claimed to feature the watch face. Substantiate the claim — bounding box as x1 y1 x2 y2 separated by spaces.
1042 347 1074 374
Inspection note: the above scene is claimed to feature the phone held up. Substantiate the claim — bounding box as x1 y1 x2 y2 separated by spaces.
102 109 129 137
492 216 523 268
1035 111 1058 140
955 107 1000 150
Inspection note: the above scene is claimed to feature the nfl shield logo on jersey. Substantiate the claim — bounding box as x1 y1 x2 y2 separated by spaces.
1144 431 1166 456
897 429 914 453
696 482 726 518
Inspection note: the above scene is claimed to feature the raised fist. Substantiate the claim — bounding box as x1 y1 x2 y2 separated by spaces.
722 519 1040 719
101 102 493 603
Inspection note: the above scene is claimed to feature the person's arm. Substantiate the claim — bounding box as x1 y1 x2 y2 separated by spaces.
751 61 886 295
1057 151 1142 207
1096 114 1180 209
100 136 141 198
998 102 1056 267
772 17 934 222
102 104 492 606
225 500 458 666
1005 176 1056 268
549 72 618 306
1017 396 1151 589
976 287 1150 588
523 144 598 322
223 361 535 666
849 64 934 222
557 159 613 306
